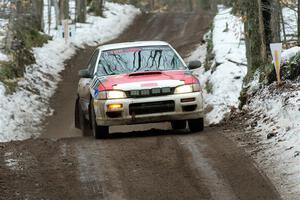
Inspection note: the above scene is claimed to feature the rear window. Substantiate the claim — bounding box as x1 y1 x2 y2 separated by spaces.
96 45 186 76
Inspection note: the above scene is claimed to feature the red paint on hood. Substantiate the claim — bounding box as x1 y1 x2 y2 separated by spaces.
97 70 199 91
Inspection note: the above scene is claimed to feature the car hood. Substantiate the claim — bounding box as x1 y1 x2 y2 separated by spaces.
92 70 199 92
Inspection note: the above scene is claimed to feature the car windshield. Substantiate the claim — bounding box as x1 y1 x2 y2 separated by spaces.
96 45 186 76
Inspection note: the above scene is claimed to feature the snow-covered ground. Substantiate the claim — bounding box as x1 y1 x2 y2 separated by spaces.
188 5 247 125
239 7 300 199
0 17 8 60
241 46 300 199
243 81 300 199
282 7 297 42
189 4 300 199
0 2 140 142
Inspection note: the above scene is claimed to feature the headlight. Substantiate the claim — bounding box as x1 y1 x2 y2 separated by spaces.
174 84 201 94
97 90 127 99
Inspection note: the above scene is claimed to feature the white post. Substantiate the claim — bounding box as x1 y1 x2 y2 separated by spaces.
62 19 69 43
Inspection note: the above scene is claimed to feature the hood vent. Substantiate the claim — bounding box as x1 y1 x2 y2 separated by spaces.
128 71 162 77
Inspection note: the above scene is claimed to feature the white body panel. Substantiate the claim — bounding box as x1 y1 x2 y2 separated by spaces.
113 80 184 91
93 92 204 126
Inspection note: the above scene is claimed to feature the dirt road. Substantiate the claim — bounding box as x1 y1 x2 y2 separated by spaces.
0 9 281 200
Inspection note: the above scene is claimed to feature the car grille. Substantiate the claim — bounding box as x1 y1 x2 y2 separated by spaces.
129 101 175 115
126 87 174 98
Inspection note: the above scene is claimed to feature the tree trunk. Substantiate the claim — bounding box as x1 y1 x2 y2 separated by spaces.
150 0 155 10
48 0 52 34
258 0 268 59
242 0 270 84
53 0 60 28
93 0 103 16
32 0 44 31
59 0 69 22
188 0 193 11
298 0 300 44
279 1 287 44
271 0 281 43
76 0 87 23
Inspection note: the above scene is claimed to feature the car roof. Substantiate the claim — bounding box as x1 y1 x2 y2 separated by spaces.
97 41 170 51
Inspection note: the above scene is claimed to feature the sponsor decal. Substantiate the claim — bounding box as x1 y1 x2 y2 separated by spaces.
90 76 107 98
110 48 142 54
141 83 158 87
94 88 99 98
106 46 171 55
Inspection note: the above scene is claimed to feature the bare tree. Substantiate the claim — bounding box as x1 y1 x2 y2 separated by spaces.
91 0 104 16
48 0 52 34
150 0 155 10
271 0 281 42
5 0 46 77
279 1 287 44
298 0 300 44
76 0 87 23
52 0 61 28
33 0 44 31
59 0 69 22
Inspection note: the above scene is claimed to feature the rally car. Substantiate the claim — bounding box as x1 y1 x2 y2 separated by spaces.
75 41 204 139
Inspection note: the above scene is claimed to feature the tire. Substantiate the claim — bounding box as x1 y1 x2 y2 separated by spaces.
91 104 109 139
78 100 92 136
75 98 81 129
188 118 204 132
171 120 187 130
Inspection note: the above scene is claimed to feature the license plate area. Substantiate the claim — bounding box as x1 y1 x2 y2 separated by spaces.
129 100 175 115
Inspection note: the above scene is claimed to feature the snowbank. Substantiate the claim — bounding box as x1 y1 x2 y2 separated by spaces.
0 2 140 142
188 4 300 199
189 5 247 124
244 83 300 199
205 62 246 124
230 6 300 199
281 46 300 63
282 7 297 42
213 7 246 65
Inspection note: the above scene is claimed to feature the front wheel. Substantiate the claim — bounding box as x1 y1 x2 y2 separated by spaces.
188 118 204 132
91 103 109 139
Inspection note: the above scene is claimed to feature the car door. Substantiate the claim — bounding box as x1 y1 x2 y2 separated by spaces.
78 49 100 114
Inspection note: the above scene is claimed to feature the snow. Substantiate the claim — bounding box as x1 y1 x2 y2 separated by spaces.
0 17 8 59
244 83 300 199
189 5 247 124
4 152 20 171
205 62 247 124
213 7 246 65
282 7 297 42
0 2 140 142
186 42 207 64
188 6 300 197
281 46 300 63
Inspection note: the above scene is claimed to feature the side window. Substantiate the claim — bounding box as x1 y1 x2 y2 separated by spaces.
87 50 99 75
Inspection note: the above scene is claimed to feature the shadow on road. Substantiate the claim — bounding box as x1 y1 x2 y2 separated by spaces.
104 129 192 139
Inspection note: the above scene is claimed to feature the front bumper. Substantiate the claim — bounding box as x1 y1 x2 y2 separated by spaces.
93 92 204 126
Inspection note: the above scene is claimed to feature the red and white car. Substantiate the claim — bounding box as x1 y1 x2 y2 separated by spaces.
75 41 204 139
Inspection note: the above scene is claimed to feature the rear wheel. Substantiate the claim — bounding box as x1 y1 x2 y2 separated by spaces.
75 98 80 129
171 120 187 130
77 99 91 136
188 118 204 132
91 103 109 139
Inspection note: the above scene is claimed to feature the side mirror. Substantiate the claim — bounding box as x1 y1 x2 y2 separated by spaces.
78 69 91 78
188 60 202 70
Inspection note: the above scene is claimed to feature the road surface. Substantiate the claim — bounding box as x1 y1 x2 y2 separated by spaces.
0 9 281 200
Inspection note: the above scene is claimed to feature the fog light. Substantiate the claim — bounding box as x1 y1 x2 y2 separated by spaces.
107 104 123 110
181 98 196 103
